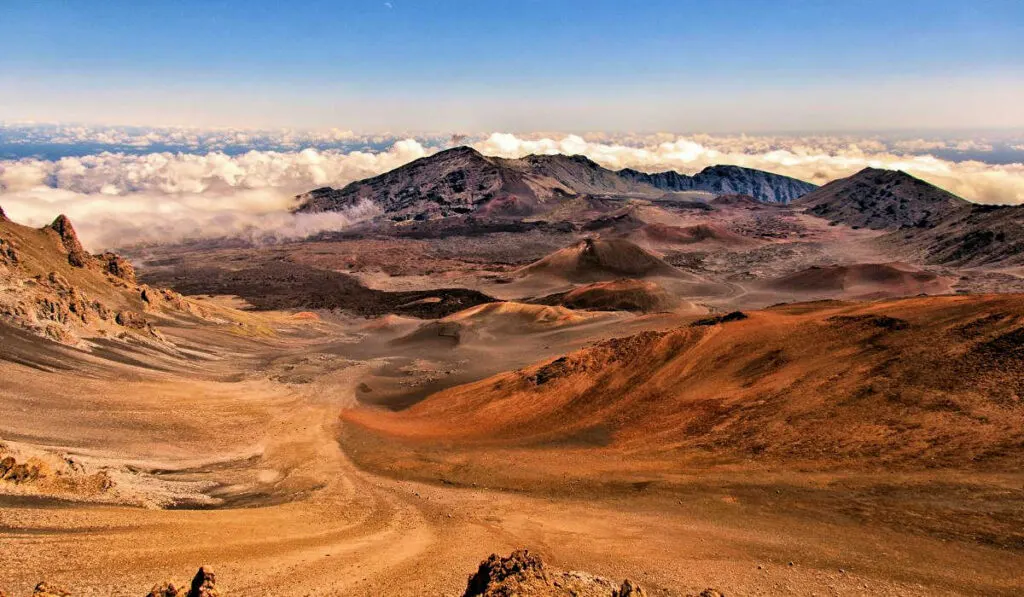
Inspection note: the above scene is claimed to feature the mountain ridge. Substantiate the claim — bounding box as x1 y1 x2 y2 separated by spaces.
294 146 818 218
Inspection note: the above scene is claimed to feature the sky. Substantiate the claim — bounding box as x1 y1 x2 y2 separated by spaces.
1 0 1023 132
1 1 1023 249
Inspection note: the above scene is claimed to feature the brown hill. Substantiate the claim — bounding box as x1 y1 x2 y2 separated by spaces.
887 203 1024 267
795 167 1024 267
344 294 1024 470
760 262 951 298
516 238 685 282
532 279 681 313
795 167 968 230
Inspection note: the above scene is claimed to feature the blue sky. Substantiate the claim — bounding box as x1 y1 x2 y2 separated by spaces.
1 0 1022 131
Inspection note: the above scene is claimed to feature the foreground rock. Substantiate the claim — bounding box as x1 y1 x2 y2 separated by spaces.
463 549 646 597
146 567 219 597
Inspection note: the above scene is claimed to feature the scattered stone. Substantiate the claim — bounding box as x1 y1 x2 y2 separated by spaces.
33 582 72 597
697 590 724 597
146 582 182 597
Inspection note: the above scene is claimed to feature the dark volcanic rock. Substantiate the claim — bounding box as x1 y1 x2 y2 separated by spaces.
620 165 817 204
795 167 968 230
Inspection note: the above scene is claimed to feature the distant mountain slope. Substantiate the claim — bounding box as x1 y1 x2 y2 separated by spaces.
295 146 660 219
294 146 818 219
618 164 817 204
795 167 969 229
891 203 1024 267
794 167 1024 266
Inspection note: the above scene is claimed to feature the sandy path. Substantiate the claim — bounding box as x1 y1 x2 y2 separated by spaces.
1 317 1022 596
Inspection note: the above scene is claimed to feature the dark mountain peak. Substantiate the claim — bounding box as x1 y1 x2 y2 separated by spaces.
796 167 969 230
432 145 488 160
0 204 6 220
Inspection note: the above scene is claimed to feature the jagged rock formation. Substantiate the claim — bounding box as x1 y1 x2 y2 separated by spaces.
294 146 817 219
47 215 91 267
619 165 817 204
0 212 210 346
463 549 646 597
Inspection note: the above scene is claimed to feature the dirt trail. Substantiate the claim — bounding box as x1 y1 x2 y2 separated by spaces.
0 308 1022 596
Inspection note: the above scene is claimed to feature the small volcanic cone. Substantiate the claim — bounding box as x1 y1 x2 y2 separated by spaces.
535 279 680 313
517 238 684 282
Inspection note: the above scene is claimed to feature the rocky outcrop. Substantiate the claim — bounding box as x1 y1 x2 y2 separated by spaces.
463 549 646 597
619 165 817 204
145 567 218 597
32 582 71 597
0 236 19 268
48 215 90 268
98 252 137 283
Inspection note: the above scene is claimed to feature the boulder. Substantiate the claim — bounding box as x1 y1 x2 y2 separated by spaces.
188 567 218 597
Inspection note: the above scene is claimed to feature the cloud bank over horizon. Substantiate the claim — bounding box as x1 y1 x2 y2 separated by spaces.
1 129 1023 251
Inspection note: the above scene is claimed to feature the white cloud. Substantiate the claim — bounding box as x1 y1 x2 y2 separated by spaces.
473 133 1024 205
2 131 1023 252
0 141 430 249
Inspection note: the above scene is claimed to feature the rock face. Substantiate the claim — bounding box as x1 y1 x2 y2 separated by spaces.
463 549 646 597
795 167 967 230
619 165 817 204
99 252 137 283
48 215 91 268
294 146 817 219
0 212 205 346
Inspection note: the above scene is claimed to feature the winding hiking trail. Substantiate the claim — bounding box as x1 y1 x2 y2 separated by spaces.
1 308 1022 596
